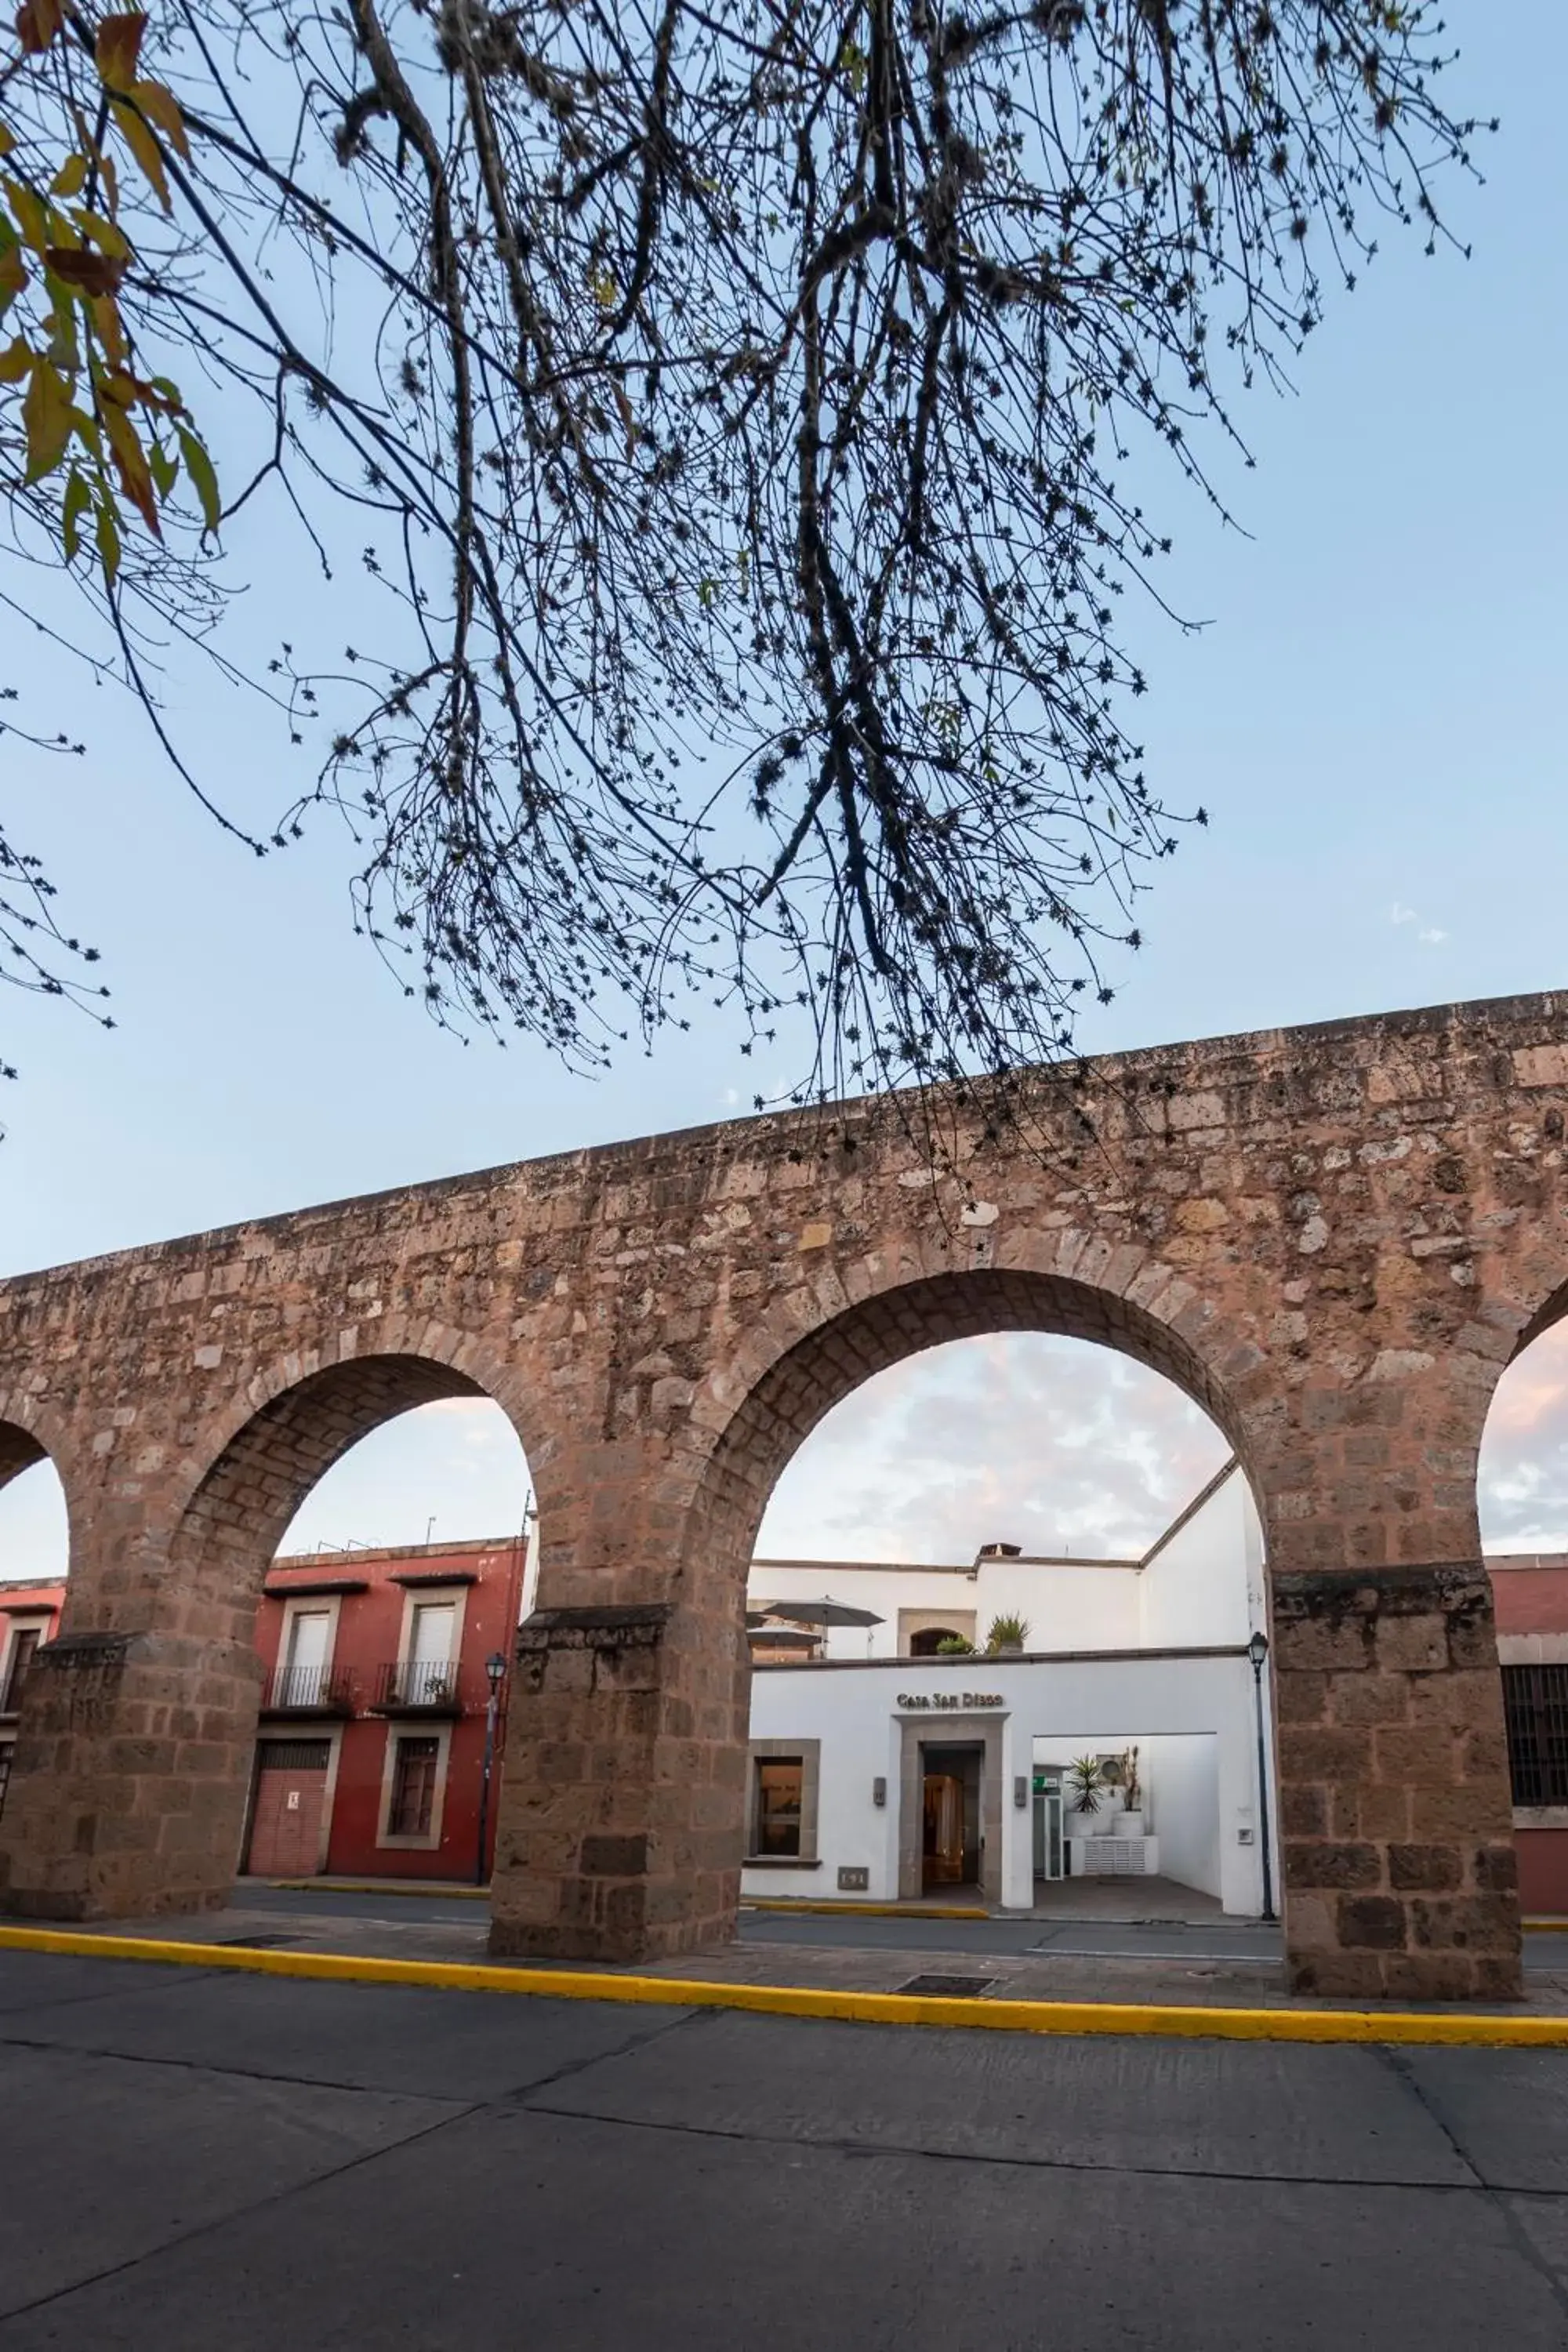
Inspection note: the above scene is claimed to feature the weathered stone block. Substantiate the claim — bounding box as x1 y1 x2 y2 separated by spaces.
1388 1844 1463 1893
1284 1841 1381 1890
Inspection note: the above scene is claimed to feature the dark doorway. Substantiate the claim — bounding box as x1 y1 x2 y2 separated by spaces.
921 1742 982 1889
908 1627 964 1658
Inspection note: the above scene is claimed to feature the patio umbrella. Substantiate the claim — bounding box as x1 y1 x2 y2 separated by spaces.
754 1598 885 1628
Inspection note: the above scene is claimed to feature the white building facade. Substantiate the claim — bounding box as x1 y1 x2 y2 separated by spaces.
742 1462 1280 1917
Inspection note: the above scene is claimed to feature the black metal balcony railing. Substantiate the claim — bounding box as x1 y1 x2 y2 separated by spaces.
264 1662 358 1714
374 1657 463 1712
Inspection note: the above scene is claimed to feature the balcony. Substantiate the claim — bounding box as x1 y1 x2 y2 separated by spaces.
262 1663 358 1716
372 1658 463 1715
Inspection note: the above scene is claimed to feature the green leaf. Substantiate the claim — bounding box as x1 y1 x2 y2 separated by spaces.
176 423 219 529
147 434 176 497
94 491 121 584
61 466 92 561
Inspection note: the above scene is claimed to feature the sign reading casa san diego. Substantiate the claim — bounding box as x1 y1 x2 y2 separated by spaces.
897 1693 1007 1711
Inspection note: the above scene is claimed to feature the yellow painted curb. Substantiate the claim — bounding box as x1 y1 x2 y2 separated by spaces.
743 1898 990 1921
2 1924 1566 2048
264 1879 489 1901
1524 1917 1568 1932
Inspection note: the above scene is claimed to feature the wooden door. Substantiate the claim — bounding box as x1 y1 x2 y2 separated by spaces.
923 1774 965 1887
245 1742 331 1876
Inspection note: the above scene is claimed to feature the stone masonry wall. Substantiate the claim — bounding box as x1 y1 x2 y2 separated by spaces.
2 990 1566 1993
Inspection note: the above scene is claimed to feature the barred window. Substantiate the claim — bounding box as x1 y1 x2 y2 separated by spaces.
1501 1665 1568 1807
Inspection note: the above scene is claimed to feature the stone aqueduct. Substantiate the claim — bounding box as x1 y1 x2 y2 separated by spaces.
3 990 1567 2001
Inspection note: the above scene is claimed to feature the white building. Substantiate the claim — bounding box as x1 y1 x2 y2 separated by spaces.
742 1461 1279 1917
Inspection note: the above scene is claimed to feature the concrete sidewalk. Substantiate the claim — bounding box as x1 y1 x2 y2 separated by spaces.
40 1896 1568 2017
2 1944 1568 2349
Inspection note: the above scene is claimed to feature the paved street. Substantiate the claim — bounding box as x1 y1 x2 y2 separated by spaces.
2 1944 1568 2348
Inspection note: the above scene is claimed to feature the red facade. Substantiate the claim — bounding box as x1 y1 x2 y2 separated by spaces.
0 1582 67 1821
1488 1555 1568 1920
246 1537 527 1882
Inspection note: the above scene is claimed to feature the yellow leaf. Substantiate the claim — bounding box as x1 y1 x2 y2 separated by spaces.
110 98 169 212
0 336 31 383
95 11 147 90
75 209 131 261
99 154 119 217
0 244 25 318
5 179 49 255
133 80 189 163
0 125 16 159
23 358 73 481
50 154 88 199
90 292 128 368
101 394 160 533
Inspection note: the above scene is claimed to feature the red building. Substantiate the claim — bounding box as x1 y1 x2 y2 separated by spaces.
0 1581 67 1820
1489 1554 1568 1918
245 1536 527 1882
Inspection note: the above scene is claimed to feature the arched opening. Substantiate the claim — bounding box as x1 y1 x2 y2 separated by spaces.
908 1627 966 1658
702 1271 1276 1922
187 1359 535 1894
0 1352 536 1914
0 1422 71 1824
1477 1312 1568 1918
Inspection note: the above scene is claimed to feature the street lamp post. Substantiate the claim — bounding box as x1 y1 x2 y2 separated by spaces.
477 1650 507 1889
1247 1629 1277 1924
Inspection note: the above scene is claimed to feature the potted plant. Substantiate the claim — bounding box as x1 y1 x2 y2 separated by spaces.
985 1613 1030 1657
1116 1745 1144 1837
1066 1754 1104 1831
935 1634 977 1656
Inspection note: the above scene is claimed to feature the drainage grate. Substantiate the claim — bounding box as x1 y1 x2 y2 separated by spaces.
215 1933 304 1949
895 1973 999 1998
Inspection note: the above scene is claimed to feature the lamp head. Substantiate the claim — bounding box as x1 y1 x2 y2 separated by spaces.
1247 1629 1269 1671
485 1650 507 1687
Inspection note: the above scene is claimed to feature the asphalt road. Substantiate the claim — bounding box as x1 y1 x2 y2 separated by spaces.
2 1944 1567 2349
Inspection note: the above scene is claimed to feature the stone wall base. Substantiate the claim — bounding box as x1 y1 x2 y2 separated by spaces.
1272 1562 1523 2002
0 1630 258 1922
488 1602 746 1965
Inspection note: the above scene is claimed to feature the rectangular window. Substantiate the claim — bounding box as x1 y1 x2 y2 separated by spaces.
388 1736 441 1838
1 1628 41 1715
278 1610 332 1708
753 1758 804 1857
1503 1664 1568 1806
404 1602 457 1705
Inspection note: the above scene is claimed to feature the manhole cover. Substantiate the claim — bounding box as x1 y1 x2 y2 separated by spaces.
215 1933 303 1949
895 1973 998 1998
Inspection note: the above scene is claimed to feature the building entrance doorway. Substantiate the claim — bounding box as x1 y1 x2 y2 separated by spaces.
245 1737 333 1877
921 1742 982 1889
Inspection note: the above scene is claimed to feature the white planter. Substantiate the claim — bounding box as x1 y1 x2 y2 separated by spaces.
1117 1811 1145 1838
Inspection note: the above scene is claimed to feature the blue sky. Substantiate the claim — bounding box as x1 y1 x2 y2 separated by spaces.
2 6 1566 1579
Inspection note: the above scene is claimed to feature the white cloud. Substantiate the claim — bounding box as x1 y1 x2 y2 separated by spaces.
757 1333 1233 1563
1388 902 1447 948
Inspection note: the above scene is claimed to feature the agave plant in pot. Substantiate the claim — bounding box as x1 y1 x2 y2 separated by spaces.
985 1613 1030 1658
1065 1755 1105 1835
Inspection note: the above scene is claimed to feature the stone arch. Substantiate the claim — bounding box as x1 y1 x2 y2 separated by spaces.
686 1258 1255 1586
0 1391 80 1584
140 1326 543 1646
